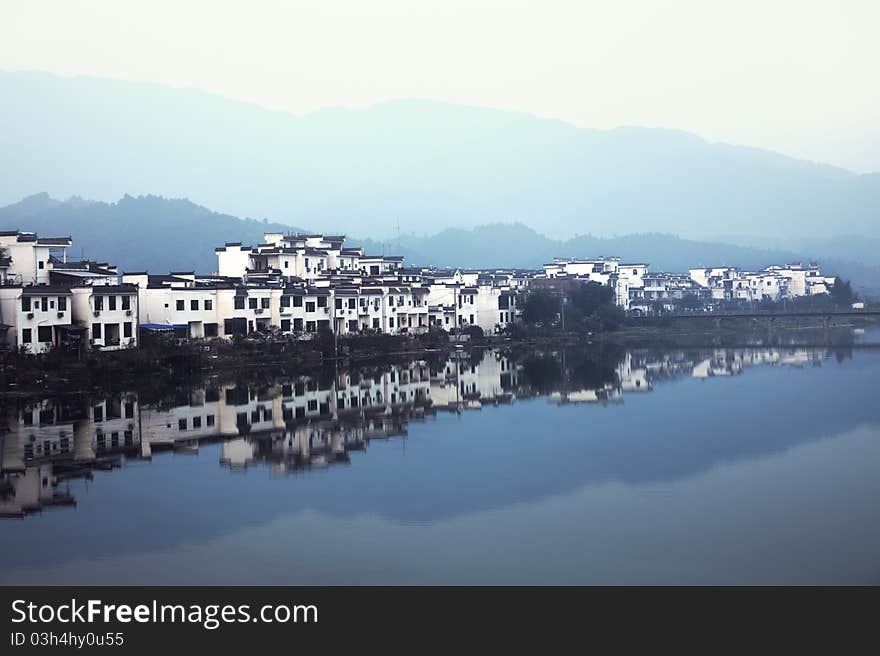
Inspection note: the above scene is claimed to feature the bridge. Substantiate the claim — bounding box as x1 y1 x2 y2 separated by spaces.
647 310 880 320
629 309 880 330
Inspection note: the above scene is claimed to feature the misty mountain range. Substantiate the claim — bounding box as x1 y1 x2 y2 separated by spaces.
2 71 879 242
3 192 880 295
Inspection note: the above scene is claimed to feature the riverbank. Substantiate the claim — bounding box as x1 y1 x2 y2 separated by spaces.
3 317 878 398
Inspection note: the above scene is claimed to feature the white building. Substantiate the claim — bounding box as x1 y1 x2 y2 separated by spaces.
0 286 74 353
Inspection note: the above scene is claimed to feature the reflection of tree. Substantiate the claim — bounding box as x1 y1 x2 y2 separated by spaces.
520 345 626 394
567 345 626 390
521 353 563 393
833 348 853 364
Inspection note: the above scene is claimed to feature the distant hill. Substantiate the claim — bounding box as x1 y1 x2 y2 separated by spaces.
2 71 879 240
0 193 302 273
359 224 880 295
2 193 879 295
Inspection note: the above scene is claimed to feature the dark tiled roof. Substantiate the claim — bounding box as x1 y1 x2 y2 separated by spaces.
87 284 138 294
20 285 73 295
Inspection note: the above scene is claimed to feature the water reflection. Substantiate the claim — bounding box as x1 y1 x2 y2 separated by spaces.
4 331 880 584
0 342 858 518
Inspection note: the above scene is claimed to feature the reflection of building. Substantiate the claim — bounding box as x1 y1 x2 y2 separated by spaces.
1 344 837 519
430 351 519 411
0 464 75 518
0 395 140 517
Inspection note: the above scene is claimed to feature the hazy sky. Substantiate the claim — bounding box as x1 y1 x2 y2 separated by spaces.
2 0 879 172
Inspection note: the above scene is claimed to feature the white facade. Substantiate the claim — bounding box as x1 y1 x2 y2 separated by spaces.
70 285 138 350
0 287 73 353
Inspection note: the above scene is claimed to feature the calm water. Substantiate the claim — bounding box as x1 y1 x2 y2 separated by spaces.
3 332 880 584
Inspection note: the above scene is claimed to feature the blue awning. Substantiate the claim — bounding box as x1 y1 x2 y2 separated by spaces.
140 323 187 330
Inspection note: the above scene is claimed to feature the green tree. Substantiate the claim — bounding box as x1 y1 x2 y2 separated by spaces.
830 277 856 307
522 289 561 326
567 281 613 316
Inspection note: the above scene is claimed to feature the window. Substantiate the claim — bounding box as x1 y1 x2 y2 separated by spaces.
281 319 291 332
372 318 380 329
176 299 184 311
205 299 212 310
21 297 31 312
38 260 44 269
317 296 327 308
38 326 52 342
293 296 303 307
92 323 102 339
93 406 103 422
307 400 317 412
193 416 202 428
306 301 315 312
348 298 356 309
206 414 215 426
123 322 132 338
281 296 290 308
204 323 218 337
41 296 48 311
224 317 247 335
108 296 117 311
335 298 343 309
125 402 134 419
234 296 245 310
261 297 270 309
284 260 289 269
95 296 104 311
178 419 187 431
389 317 394 328
22 328 32 343
293 318 303 331
306 321 316 332
121 296 130 310
248 297 258 309
191 299 199 311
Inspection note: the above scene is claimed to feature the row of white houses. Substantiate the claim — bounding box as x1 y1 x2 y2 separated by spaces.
0 231 139 353
125 231 526 341
0 228 840 352
543 257 836 311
